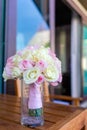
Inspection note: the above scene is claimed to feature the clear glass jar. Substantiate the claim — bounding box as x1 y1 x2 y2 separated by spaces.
21 79 44 127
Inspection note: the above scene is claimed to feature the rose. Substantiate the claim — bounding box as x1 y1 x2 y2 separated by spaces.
36 60 47 72
12 67 22 78
7 56 14 66
12 54 22 66
23 67 40 84
2 66 22 81
58 74 62 83
44 64 60 82
55 57 61 69
2 46 62 86
48 49 56 58
3 68 12 81
19 60 33 71
34 47 54 64
50 74 62 86
21 48 34 60
50 82 58 86
2 64 14 81
36 74 44 84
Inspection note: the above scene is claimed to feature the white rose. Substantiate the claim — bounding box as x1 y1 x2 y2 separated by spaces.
12 67 22 78
13 54 22 65
2 70 9 81
23 67 40 84
44 64 59 82
22 50 33 60
2 68 13 81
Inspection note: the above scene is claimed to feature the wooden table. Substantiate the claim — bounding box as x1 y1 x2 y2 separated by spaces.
0 94 87 130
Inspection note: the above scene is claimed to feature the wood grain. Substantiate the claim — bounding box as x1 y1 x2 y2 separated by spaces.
0 94 86 130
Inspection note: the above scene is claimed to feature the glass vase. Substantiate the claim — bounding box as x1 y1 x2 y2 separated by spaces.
20 79 44 127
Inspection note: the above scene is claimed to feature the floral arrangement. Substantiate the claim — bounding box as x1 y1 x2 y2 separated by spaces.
3 46 62 86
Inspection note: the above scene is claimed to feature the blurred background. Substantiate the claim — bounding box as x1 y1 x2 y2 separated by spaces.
0 0 87 100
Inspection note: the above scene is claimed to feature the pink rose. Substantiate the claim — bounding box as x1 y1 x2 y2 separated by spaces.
7 56 14 67
36 60 47 71
5 65 13 77
26 45 38 51
58 74 62 83
19 60 33 71
50 82 58 86
16 51 23 56
49 49 56 58
55 58 61 69
36 75 44 84
50 74 62 86
5 56 15 77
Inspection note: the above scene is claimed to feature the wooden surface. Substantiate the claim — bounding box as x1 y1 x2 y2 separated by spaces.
0 94 87 130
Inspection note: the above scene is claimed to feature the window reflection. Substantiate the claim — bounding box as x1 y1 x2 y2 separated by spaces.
16 0 49 51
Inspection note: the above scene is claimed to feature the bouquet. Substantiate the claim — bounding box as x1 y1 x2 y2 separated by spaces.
3 46 62 86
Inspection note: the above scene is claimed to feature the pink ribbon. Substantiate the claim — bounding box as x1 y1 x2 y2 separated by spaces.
28 84 42 109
